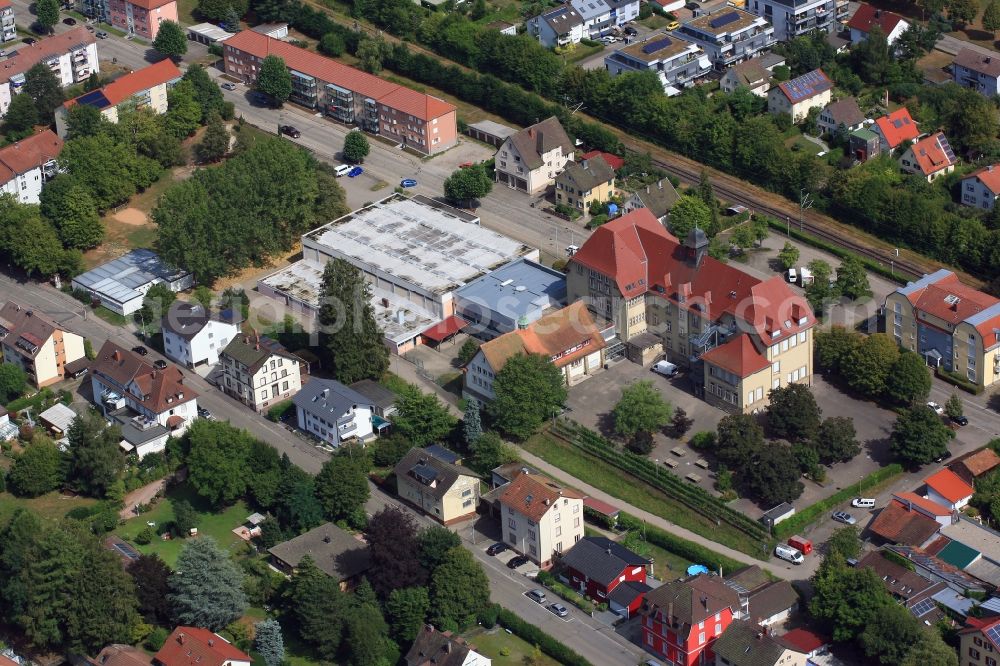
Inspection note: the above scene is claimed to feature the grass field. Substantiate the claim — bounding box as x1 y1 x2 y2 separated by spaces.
114 483 251 567
0 491 99 527
177 0 198 25
463 628 561 666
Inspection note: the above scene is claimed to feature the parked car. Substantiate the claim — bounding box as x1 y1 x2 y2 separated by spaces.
400 178 418 188
934 449 954 463
95 30 108 38
153 359 167 370
623 26 637 35
85 24 95 31
548 603 569 617
279 125 301 138
459 161 474 168
831 511 856 525
927 401 944 415
63 17 77 25
22 37 36 45
951 414 969 426
486 542 508 556
348 166 364 178
774 544 804 564
786 267 797 283
666 20 680 30
527 589 547 604
507 555 530 569
334 164 352 177
220 82 237 91
851 498 876 508
652 360 679 377
198 407 215 421
131 345 148 356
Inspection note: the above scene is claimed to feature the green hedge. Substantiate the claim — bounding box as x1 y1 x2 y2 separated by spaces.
496 608 593 666
773 464 903 540
618 513 747 573
536 571 595 613
7 388 55 414
266 399 295 422
935 367 983 395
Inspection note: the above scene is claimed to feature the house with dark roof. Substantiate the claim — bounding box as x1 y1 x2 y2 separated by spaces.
950 447 1000 486
673 8 775 70
872 107 919 155
294 378 377 447
867 499 942 546
721 568 799 629
0 129 62 204
153 627 250 666
710 620 808 666
567 208 815 413
90 645 152 666
899 131 957 182
961 164 1000 211
494 116 574 194
953 47 1000 97
394 447 481 525
718 53 785 98
767 69 833 122
640 573 741 666
0 300 85 387
498 472 584 567
560 536 651 613
527 4 584 47
848 4 909 45
404 625 491 666
604 32 711 95
349 378 398 418
856 550 949 624
161 301 241 369
622 179 681 223
817 97 865 136
268 522 371 590
220 334 303 413
554 155 616 214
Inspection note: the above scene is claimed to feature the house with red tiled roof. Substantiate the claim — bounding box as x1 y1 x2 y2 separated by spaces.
872 108 919 155
55 59 182 138
891 491 954 525
961 164 1000 211
222 30 457 155
498 472 584 567
867 499 942 546
107 0 177 40
848 4 909 45
900 131 957 182
884 268 1000 389
0 129 62 204
925 468 974 511
153 627 250 666
950 447 1000 486
959 616 1000 665
566 208 815 413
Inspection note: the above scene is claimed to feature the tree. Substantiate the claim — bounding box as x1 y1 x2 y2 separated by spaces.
317 258 389 383
61 134 161 211
430 547 490 631
182 65 228 123
810 558 894 642
860 603 926 665
342 130 370 164
777 241 800 270
138 282 176 333
7 439 63 497
24 64 64 124
458 338 480 365
357 36 390 73
168 537 247 630
488 353 567 440
370 432 411 468
463 400 482 445
365 507 426 598
766 383 821 442
667 195 712 240
2 94 39 137
153 21 188 60
35 0 59 33
815 325 861 375
286 557 348 660
730 224 755 252
804 259 839 312
469 431 515 475
417 526 461 573
195 113 229 163
164 80 203 139
900 632 959 666
814 416 861 464
885 350 931 405
890 405 953 466
443 165 493 208
671 407 693 437
255 55 292 106
344 602 397 666
196 0 248 21
0 362 26 402
319 32 346 56
392 385 456 447
254 619 285 666
836 255 872 301
129 554 172 624
826 525 861 560
715 413 765 468
386 587 430 642
38 175 103 250
223 6 240 31
273 466 324 535
844 333 899 398
612 380 672 441
743 443 804 505
314 452 369 525
67 410 124 497
949 0 979 25
985 0 1000 35
946 393 964 419
185 421 254 507
172 498 197 536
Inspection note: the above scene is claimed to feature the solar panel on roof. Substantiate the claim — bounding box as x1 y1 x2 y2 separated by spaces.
76 89 111 109
642 37 673 54
909 598 936 617
986 624 1000 646
113 542 140 560
709 11 740 28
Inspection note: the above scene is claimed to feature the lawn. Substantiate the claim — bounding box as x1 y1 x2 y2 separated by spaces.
639 14 670 29
114 482 251 567
0 490 99 527
564 42 605 64
786 135 822 155
177 0 198 25
463 628 561 666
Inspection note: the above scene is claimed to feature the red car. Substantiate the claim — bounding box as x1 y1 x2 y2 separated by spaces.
459 162 474 168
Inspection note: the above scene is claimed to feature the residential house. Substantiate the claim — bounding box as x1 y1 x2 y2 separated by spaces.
961 165 1000 211
55 59 182 138
462 301 607 405
571 0 640 38
0 129 61 204
71 249 193 317
349 378 399 418
604 32 711 95
848 127 880 163
153 627 250 666
38 402 76 439
293 378 375 447
888 542 990 596
0 28 99 116
673 8 776 71
554 155 616 213
223 30 457 155
219 334 303 413
711 621 807 666
767 69 833 122
0 300 85 387
958 616 1000 666
89 341 198 456
747 0 843 42
560 536 651 612
0 0 15 43
925 468 974 511
817 97 865 136
899 131 957 182
404 625 491 666
622 179 681 223
161 302 240 369
867 499 943 546
776 629 828 663
724 566 799 628
640 573 740 666
891 491 954 525
101 0 177 40
395 447 481 524
580 150 624 170
953 47 1000 97
856 550 950 623
267 522 371 590
566 209 815 414
950 447 1000 486
527 5 584 47
718 53 784 97
873 107 919 155
494 116 574 194
484 20 517 36
847 4 909 45
884 268 1000 389
90 644 152 666
498 472 584 567
490 461 539 488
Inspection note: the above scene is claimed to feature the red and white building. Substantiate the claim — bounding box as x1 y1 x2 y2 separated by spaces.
0 129 62 204
0 28 99 117
872 107 919 155
108 0 178 40
924 468 974 511
153 627 251 666
560 536 651 616
848 4 910 45
640 574 740 666
899 131 957 182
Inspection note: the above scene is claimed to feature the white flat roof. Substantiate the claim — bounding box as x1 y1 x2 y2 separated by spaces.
71 249 190 306
39 403 77 433
188 23 235 41
304 194 533 296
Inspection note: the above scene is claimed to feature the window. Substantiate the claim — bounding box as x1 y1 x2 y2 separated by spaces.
971 648 981 660
799 331 806 343
554 512 561 522
574 517 580 527
528 530 536 541
529 545 537 556
772 361 780 372
282 381 288 390
781 339 788 352
259 390 267 400
573 504 580 513
462 499 473 508
508 518 517 529
555 526 562 537
698 632 705 645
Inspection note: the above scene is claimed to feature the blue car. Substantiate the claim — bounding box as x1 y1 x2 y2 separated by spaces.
400 178 417 188
348 166 364 178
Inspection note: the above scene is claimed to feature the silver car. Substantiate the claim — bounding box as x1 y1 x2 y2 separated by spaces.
832 511 856 525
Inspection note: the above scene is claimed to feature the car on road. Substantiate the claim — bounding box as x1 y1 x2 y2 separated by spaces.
486 542 508 556
623 26 637 35
548 603 569 617
95 30 108 38
934 449 954 463
507 555 530 569
220 82 237 91
786 267 797 283
249 91 270 105
685 1 699 8
400 178 417 188
851 498 876 508
348 166 364 178
527 589 547 604
131 345 148 356
666 20 680 30
153 359 167 370
63 17 77 25
600 35 618 43
22 37 36 45
197 407 215 420
85 24 94 31
951 414 969 426
279 125 301 138
334 164 352 177
652 360 678 377
774 544 804 564
832 511 856 525
927 401 944 415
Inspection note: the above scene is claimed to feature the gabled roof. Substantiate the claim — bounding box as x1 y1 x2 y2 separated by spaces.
950 447 1000 483
867 500 942 546
161 302 240 340
560 536 650 587
64 58 181 111
857 550 944 602
642 574 740 631
874 108 918 149
91 340 198 414
746 580 798 624
699 334 770 378
711 620 796 666
628 179 680 218
778 628 826 654
267 522 371 580
349 378 398 410
960 616 1000 650
0 300 63 359
0 27 95 84
127 0 176 9
556 155 615 193
581 150 624 171
954 47 1000 78
893 491 952 517
294 377 371 422
906 132 957 176
822 97 865 127
925 468 974 504
394 447 479 500
498 472 582 522
504 116 573 171
539 4 583 31
221 334 299 375
894 270 1000 340
964 164 1000 195
848 4 907 35
0 129 62 185
725 57 771 88
153 627 250 666
405 625 481 666
91 645 153 666
775 69 832 104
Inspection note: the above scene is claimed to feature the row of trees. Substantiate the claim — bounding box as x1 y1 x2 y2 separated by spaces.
816 329 934 405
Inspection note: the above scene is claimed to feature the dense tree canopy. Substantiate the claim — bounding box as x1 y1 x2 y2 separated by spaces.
7 438 64 497
342 130 370 163
317 258 389 383
153 21 188 59
613 380 672 442
488 353 567 439
186 420 253 506
168 537 247 630
844 333 899 398
365 507 427 598
67 410 125 497
314 451 369 526
890 405 953 466
885 350 932 405
766 383 821 442
35 0 59 32
38 175 104 250
429 547 490 631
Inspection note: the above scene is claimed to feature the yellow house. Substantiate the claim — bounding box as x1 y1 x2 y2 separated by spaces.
566 209 815 413
0 301 86 388
554 155 616 213
394 446 481 525
884 268 1000 389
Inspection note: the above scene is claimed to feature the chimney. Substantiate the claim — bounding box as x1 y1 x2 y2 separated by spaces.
701 595 709 611
26 310 32 317
667 602 673 623
151 370 157 379
381 297 390 308
178 634 186 645
646 185 650 194
444 643 453 654
112 350 121 362
207 639 214 648
323 535 331 543
396 310 405 325
582 160 589 170
657 180 663 190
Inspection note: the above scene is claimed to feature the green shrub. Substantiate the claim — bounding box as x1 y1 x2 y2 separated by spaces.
267 399 295 422
146 626 170 651
478 603 499 629
935 367 983 395
66 504 103 521
496 607 593 666
135 526 154 545
689 431 717 449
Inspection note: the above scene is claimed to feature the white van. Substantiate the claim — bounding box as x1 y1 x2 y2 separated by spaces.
774 544 804 564
334 164 352 177
786 267 798 283
652 360 678 377
851 498 876 509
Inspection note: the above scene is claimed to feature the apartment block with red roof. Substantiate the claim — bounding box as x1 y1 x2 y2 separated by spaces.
884 268 1000 389
0 27 99 116
961 164 1000 211
566 208 815 413
498 472 584 568
107 0 177 40
222 30 457 155
54 59 182 138
0 0 15 43
0 129 62 204
899 131 957 182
